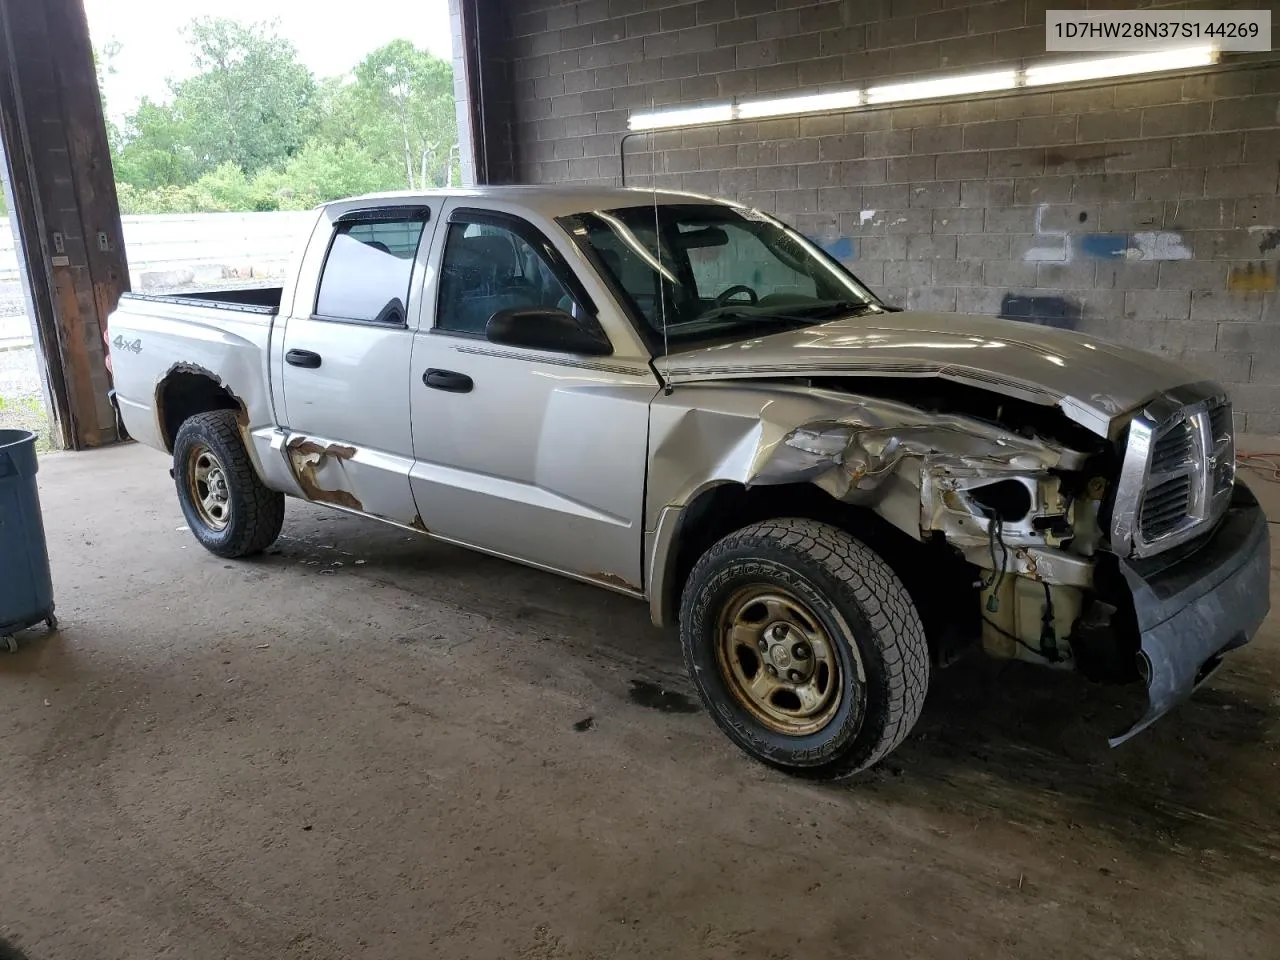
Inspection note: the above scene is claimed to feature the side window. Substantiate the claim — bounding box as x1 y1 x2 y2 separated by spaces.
314 214 428 325
436 219 579 337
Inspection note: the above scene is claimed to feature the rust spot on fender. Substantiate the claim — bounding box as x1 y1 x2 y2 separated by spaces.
286 436 363 511
409 515 430 533
593 571 639 591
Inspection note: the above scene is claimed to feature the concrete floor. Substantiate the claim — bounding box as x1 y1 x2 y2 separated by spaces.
3 444 1279 959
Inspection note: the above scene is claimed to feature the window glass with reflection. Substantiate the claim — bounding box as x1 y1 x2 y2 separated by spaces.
558 204 879 355
315 216 427 324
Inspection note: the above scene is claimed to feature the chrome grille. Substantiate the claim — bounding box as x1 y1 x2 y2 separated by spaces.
1112 387 1235 559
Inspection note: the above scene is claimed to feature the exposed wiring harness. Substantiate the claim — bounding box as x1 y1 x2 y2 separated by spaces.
981 614 1070 662
1236 451 1280 483
974 509 1070 663
974 509 1009 609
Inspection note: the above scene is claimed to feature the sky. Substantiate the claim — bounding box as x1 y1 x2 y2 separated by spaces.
83 0 455 121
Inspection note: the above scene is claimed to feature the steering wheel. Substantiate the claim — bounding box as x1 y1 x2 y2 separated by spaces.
715 284 759 307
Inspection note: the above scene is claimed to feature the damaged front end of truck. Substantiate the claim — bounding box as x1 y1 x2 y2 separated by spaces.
657 377 1269 745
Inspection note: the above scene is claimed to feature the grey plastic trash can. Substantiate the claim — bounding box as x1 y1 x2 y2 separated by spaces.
0 429 55 651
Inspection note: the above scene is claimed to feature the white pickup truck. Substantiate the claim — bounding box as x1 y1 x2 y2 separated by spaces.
107 186 1269 778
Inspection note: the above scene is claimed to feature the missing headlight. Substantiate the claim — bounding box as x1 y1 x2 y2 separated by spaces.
967 479 1034 523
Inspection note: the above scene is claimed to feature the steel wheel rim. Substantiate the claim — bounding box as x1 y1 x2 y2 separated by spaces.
186 443 231 532
715 584 844 736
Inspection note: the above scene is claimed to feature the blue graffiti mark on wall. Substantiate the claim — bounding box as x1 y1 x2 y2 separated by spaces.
809 236 855 260
1076 234 1128 259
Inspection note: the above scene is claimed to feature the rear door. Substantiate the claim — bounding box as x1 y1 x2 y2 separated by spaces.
278 203 439 526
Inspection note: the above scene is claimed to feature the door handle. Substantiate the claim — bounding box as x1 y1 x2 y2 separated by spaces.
423 369 473 393
285 349 322 369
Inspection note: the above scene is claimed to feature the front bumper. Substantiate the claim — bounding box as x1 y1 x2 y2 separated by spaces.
1111 481 1270 745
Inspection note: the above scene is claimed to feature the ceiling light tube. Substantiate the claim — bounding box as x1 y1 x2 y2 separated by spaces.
866 69 1017 104
1024 45 1218 87
628 103 734 131
737 89 863 119
628 46 1222 131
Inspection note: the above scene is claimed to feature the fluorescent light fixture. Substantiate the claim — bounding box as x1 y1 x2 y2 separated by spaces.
628 46 1221 131
738 89 863 119
866 69 1016 104
1025 46 1217 87
628 103 733 131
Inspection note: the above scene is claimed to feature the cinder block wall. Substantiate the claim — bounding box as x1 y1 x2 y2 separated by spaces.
498 0 1280 432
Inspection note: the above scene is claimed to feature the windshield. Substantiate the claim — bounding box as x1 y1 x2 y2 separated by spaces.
557 204 882 355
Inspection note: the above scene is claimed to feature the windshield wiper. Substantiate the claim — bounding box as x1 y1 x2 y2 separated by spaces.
698 300 879 324
780 300 879 318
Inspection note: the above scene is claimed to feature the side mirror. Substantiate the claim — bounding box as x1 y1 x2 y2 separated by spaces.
485 307 613 356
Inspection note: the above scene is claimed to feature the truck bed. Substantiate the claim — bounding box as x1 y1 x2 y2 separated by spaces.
120 286 283 315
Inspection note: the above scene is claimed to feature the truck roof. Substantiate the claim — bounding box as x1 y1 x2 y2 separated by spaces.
327 185 732 219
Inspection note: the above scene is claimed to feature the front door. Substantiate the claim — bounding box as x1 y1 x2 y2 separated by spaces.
408 205 658 590
279 205 436 526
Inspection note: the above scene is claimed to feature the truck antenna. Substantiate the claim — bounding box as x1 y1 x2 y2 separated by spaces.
652 107 673 396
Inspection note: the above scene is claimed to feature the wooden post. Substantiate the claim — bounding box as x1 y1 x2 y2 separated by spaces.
0 0 128 449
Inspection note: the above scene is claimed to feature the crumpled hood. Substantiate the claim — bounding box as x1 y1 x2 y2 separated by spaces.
658 310 1208 437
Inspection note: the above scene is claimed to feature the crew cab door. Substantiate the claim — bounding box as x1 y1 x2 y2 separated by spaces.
278 203 439 526
408 203 658 591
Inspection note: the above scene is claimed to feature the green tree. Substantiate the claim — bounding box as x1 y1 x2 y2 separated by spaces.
113 98 200 190
263 140 402 209
114 18 315 188
108 21 460 212
95 39 123 154
345 40 458 190
174 17 316 176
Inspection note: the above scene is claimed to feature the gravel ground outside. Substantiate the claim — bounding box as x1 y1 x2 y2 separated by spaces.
0 346 50 451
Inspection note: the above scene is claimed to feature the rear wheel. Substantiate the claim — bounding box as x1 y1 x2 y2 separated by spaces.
173 410 284 558
680 518 929 779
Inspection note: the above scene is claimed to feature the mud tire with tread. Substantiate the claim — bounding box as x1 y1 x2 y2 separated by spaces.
173 410 284 558
680 518 930 779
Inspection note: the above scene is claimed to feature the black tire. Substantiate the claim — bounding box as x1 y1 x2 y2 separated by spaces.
680 518 929 779
173 410 284 558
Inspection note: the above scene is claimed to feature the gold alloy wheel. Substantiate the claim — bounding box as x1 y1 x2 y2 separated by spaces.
186 443 232 531
715 585 845 736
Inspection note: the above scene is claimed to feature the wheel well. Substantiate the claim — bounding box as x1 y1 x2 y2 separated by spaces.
666 483 977 663
157 372 244 452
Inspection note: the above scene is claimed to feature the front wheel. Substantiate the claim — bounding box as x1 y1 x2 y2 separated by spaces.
173 410 284 558
680 518 929 779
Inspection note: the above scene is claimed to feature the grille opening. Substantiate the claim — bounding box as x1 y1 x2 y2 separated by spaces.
1150 420 1194 474
1140 474 1192 538
1209 403 1232 440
